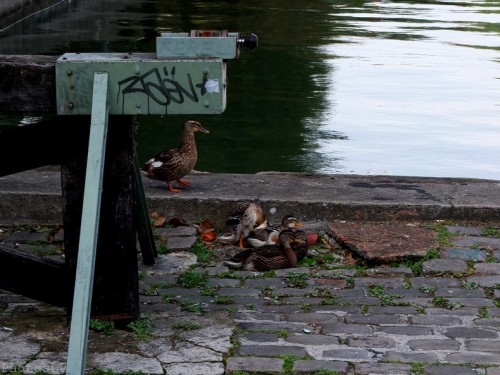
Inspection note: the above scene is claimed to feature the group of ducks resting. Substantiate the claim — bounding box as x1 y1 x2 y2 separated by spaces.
217 202 308 272
140 120 308 272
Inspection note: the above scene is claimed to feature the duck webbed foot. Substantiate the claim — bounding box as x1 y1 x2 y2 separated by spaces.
177 179 191 187
166 181 182 193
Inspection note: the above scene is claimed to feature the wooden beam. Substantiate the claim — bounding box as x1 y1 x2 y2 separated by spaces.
63 116 139 322
0 116 89 177
0 244 66 307
0 55 57 112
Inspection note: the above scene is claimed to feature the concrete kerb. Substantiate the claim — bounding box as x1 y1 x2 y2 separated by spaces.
0 169 499 225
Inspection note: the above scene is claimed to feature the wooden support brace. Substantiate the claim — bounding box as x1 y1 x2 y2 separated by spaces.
66 72 109 375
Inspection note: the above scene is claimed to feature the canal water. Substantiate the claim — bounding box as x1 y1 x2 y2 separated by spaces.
1 0 499 179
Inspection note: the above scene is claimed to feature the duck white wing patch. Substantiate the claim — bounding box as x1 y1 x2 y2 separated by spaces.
151 161 163 168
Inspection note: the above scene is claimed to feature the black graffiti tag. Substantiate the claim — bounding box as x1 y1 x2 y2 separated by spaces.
117 67 208 110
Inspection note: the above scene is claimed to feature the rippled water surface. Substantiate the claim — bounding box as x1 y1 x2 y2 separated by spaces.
1 0 499 179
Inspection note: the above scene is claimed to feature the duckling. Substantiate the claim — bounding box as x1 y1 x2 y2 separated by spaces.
142 120 209 193
218 202 268 248
224 229 307 271
247 215 303 248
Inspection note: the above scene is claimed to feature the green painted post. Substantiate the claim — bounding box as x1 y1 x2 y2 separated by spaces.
66 72 109 375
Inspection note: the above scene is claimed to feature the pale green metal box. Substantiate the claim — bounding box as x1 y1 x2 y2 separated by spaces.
156 32 239 59
56 52 227 115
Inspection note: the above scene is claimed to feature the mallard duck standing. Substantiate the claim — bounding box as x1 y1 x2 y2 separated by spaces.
218 202 268 248
142 120 209 193
247 215 303 248
224 229 308 271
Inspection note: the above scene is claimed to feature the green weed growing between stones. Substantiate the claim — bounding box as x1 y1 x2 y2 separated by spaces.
404 248 440 276
306 288 335 298
410 362 424 375
31 246 62 256
127 318 154 340
286 272 309 288
365 285 401 305
479 306 491 318
482 227 500 238
224 329 242 365
320 297 337 305
213 295 235 305
177 269 210 288
179 300 205 313
28 239 51 246
201 287 218 296
420 286 437 296
278 354 314 374
427 223 453 247
261 269 278 278
461 280 479 289
192 240 213 264
89 319 114 335
302 303 312 312
156 243 170 254
431 297 464 310
402 278 413 289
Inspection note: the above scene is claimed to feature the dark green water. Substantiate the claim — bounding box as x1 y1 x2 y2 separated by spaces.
1 0 499 178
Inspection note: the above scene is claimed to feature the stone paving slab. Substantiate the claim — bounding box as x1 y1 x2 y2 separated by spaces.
330 222 438 264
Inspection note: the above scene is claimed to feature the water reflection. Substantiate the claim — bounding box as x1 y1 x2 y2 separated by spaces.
317 0 500 178
0 0 499 178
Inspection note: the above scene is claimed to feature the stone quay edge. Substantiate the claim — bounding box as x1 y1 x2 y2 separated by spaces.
0 169 498 225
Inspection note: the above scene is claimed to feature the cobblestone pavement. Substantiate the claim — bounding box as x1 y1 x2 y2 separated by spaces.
1 221 500 375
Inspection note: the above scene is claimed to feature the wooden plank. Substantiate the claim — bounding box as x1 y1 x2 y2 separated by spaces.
0 116 89 177
0 55 57 112
91 116 140 321
0 244 65 306
66 72 109 375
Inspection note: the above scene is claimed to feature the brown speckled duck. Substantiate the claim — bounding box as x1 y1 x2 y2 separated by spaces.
218 202 268 248
223 229 308 271
142 120 209 193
